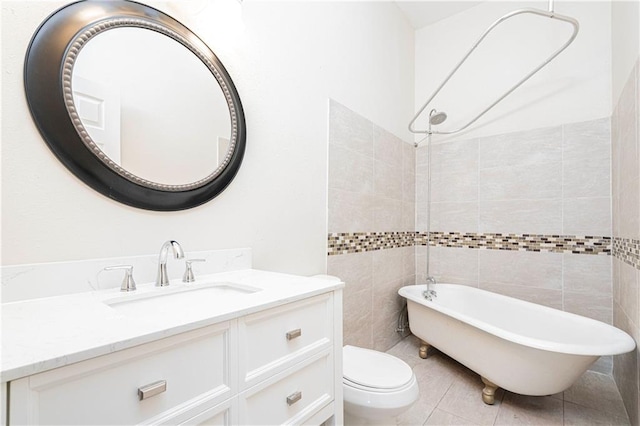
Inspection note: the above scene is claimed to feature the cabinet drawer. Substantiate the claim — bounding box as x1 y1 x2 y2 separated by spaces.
238 293 333 388
179 397 237 425
239 350 333 426
9 323 234 425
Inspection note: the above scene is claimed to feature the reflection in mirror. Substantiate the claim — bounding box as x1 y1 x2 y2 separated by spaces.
72 27 231 186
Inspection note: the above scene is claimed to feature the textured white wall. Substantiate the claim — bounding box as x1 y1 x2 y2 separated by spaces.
414 1 611 143
0 1 414 276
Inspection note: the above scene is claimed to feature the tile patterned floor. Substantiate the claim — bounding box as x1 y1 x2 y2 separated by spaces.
385 336 632 426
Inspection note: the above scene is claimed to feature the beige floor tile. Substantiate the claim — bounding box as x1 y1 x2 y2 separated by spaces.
412 351 472 383
494 393 563 425
397 372 453 426
424 408 480 425
564 401 631 425
386 334 423 369
563 371 629 418
397 347 460 425
436 371 504 425
386 337 630 426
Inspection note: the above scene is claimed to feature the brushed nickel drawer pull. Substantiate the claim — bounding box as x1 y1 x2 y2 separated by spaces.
286 328 302 340
138 380 167 401
286 391 302 406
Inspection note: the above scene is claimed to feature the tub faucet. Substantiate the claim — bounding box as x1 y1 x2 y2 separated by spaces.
156 240 185 287
423 276 437 301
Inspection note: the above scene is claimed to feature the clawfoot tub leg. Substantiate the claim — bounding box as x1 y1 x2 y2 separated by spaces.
419 340 431 359
481 377 498 405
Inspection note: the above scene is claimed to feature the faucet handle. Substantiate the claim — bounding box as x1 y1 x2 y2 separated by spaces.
183 259 205 283
103 265 137 292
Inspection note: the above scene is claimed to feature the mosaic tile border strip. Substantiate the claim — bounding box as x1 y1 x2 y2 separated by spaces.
327 231 612 256
417 232 611 255
613 237 640 269
327 232 415 255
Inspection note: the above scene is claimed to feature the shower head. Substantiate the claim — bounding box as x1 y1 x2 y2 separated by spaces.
429 110 447 125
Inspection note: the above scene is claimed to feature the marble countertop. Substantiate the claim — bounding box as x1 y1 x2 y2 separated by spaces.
1 269 343 382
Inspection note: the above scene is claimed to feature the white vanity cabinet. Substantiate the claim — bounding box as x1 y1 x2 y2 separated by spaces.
238 293 335 425
8 322 236 425
6 290 342 425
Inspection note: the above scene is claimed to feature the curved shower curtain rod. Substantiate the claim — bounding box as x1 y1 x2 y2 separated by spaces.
408 1 579 136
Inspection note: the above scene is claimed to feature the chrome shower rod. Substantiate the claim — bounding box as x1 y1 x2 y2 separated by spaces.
409 4 579 135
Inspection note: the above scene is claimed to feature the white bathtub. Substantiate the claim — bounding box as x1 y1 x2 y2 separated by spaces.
399 284 636 402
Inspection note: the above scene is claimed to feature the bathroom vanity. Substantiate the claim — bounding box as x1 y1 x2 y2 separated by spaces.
1 250 344 425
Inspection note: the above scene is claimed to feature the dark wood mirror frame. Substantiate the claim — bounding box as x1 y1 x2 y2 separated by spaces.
24 0 246 211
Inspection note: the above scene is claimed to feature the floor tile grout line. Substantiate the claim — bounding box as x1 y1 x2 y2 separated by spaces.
429 380 456 424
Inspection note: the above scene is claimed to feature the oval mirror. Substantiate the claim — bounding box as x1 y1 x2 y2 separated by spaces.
24 0 246 211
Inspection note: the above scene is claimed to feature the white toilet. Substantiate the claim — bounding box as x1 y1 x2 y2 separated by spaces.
343 345 419 425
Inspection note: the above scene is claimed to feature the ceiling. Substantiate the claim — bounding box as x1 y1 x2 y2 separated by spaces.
395 1 485 29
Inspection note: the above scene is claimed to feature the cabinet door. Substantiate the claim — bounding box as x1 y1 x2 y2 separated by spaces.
9 322 236 425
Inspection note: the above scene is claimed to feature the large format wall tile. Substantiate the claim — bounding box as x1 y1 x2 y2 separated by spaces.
430 201 478 233
328 100 415 352
563 118 611 199
478 126 562 169
478 250 562 290
375 159 403 200
328 99 373 157
327 251 373 349
563 196 612 236
374 126 403 168
563 253 612 295
479 199 563 235
328 144 373 194
430 139 479 203
564 291 612 324
373 197 403 231
403 143 416 229
425 246 479 286
328 189 375 233
612 59 639 426
478 282 563 310
479 160 562 201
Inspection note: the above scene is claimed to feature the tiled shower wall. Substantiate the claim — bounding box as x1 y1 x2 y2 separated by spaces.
612 59 640 426
415 117 614 374
327 100 416 352
416 117 612 318
327 99 616 366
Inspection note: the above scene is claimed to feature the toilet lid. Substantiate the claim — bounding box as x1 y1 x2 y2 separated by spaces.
343 345 414 390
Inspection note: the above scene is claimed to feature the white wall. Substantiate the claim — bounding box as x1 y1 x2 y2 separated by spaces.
414 0 611 143
0 1 414 276
611 0 640 106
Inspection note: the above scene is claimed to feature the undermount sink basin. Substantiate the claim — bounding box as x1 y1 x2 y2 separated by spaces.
104 281 262 319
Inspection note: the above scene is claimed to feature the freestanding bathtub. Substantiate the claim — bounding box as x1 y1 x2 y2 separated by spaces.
399 284 636 404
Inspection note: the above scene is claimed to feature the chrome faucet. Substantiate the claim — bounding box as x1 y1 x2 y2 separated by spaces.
156 240 185 287
423 276 437 301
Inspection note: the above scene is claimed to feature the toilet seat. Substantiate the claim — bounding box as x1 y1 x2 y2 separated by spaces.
343 345 414 391
343 375 417 393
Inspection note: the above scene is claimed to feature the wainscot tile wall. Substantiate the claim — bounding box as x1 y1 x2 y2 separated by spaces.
612 58 640 426
327 100 620 378
327 100 416 352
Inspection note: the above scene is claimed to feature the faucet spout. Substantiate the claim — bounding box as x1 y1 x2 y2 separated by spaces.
156 240 185 286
